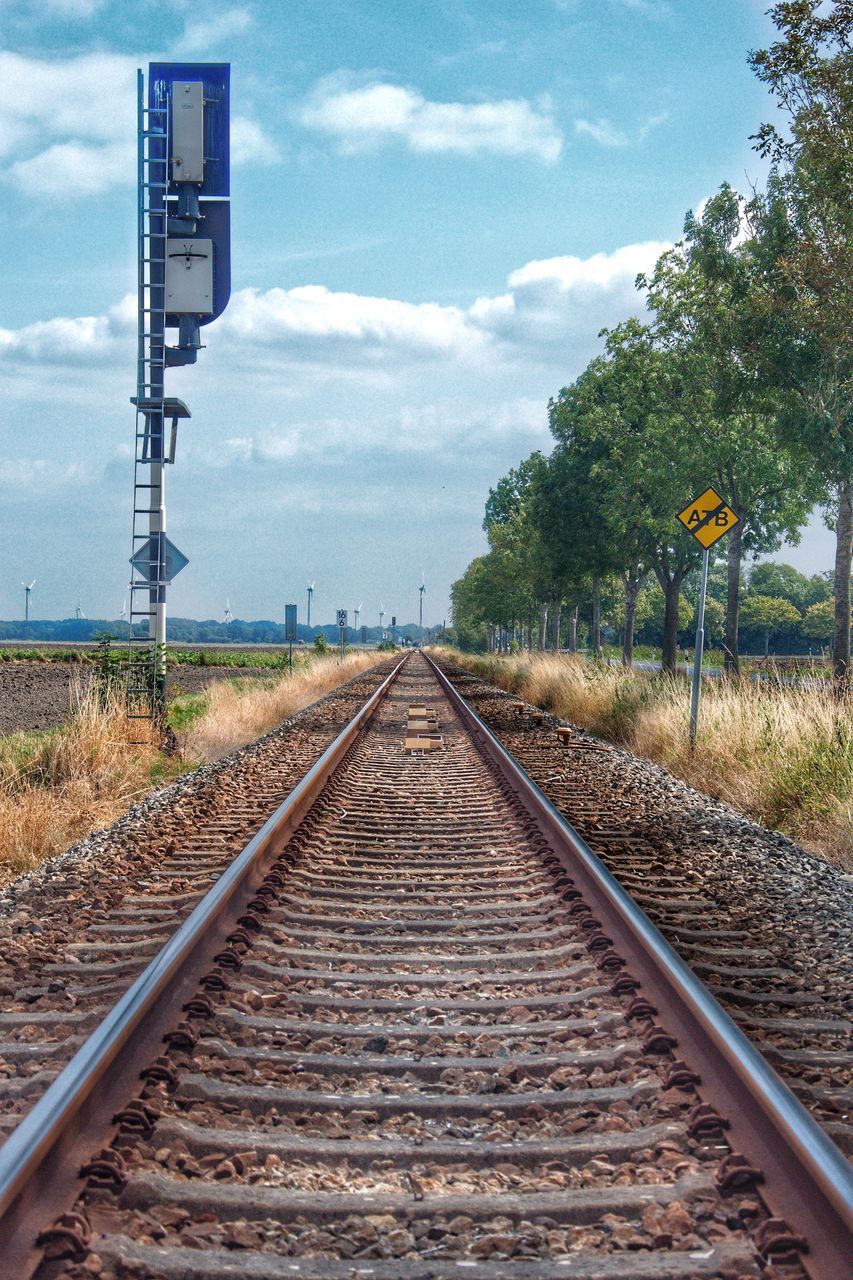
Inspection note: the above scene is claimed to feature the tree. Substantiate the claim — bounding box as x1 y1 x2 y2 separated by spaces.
746 1 853 689
801 597 838 644
550 322 706 674
640 185 820 676
484 453 562 650
740 593 802 655
749 561 814 610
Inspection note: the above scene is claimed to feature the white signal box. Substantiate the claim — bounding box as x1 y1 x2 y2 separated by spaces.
165 239 213 314
171 81 204 183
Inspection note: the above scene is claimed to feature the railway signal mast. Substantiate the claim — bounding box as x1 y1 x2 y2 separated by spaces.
127 62 232 730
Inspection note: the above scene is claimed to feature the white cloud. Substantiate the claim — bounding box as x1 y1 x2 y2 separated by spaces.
574 117 629 148
221 284 485 360
0 459 90 491
0 50 136 144
230 116 281 166
7 139 134 197
0 295 134 364
507 242 669 292
0 242 666 377
575 112 669 149
177 8 252 56
0 49 276 197
299 75 562 163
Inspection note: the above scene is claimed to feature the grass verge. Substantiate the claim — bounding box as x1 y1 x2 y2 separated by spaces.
437 648 852 870
176 651 382 761
0 651 384 886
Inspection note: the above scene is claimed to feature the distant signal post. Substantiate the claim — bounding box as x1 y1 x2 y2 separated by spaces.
285 603 297 674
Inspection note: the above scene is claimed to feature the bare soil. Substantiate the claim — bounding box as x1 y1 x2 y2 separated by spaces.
0 663 275 735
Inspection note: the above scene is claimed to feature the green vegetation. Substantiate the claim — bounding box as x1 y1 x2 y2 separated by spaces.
451 2 851 692
0 648 87 663
441 648 852 869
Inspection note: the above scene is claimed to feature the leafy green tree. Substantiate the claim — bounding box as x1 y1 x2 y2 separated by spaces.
801 597 838 644
550 322 705 673
746 1 852 689
740 593 802 655
484 453 561 650
749 561 814 610
640 185 819 676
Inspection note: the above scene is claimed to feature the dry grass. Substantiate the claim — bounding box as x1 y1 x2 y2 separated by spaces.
0 651 385 886
438 648 853 870
0 685 157 885
176 652 383 761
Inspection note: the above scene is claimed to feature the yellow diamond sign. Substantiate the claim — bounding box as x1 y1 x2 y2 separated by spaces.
677 487 740 549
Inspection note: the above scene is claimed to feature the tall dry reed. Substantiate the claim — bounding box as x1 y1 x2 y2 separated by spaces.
178 652 383 761
439 649 853 869
0 685 156 884
0 652 386 885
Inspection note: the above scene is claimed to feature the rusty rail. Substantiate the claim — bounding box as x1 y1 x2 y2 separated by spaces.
425 651 853 1280
0 655 408 1278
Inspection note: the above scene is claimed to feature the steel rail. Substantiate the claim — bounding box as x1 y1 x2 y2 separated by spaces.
425 652 853 1280
0 654 408 1278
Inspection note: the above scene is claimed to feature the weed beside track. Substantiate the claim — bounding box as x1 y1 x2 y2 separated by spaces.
0 653 383 885
437 649 853 868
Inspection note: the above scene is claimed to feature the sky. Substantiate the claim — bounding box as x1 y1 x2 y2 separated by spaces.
0 0 836 629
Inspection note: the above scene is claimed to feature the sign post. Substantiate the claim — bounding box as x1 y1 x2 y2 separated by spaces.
284 603 297 674
677 487 740 749
336 609 348 660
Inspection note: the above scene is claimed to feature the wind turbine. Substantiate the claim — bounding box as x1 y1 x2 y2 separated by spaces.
379 601 385 633
354 602 362 631
74 603 86 620
224 597 233 624
307 580 315 629
419 573 426 631
21 579 35 623
120 599 128 622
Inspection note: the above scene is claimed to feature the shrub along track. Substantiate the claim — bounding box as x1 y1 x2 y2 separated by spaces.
0 652 849 1278
0 657 398 1145
430 655 852 1160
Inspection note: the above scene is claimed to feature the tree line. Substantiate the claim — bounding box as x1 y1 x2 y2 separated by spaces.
451 2 851 690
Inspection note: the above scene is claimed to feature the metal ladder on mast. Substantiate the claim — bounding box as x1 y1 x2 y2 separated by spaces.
126 71 169 740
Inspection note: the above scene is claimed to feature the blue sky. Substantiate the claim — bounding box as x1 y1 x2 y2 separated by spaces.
0 0 834 627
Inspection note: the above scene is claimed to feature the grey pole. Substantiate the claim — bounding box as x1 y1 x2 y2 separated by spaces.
689 547 710 750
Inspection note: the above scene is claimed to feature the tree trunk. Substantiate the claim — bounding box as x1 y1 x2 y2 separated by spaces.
591 578 602 659
724 517 742 677
660 576 684 676
622 575 640 668
834 478 852 694
550 599 561 652
568 606 578 653
537 603 547 651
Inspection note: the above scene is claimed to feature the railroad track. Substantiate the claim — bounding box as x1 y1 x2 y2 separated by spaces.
430 655 853 1157
0 658 398 1142
0 652 849 1278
